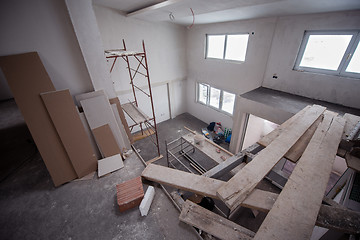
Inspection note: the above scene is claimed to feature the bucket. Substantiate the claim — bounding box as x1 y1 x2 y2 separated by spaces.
194 134 205 146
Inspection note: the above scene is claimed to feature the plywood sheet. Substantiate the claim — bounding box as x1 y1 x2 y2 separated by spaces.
217 105 326 210
79 112 101 160
0 52 76 186
92 124 121 158
254 112 346 240
98 154 124 177
80 95 126 155
41 89 97 178
109 97 133 144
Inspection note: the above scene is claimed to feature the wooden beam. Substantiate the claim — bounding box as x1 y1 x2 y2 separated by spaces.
254 112 346 240
217 105 326 210
258 105 323 163
142 164 360 233
179 200 255 240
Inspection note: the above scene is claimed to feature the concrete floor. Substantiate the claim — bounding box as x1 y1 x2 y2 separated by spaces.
0 100 201 240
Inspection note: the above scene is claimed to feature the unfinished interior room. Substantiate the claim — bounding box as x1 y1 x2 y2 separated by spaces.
1 0 360 239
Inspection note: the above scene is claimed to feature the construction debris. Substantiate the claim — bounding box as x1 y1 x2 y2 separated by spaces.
116 176 144 212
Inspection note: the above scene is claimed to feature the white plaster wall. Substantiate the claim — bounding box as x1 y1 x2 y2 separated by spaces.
93 5 188 119
185 17 277 129
0 0 93 100
263 10 360 109
66 0 116 98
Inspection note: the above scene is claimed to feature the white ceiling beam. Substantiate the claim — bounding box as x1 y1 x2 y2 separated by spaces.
127 0 184 17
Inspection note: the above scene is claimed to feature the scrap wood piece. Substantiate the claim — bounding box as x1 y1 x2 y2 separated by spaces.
253 112 346 240
142 164 360 234
217 105 326 210
41 89 97 178
0 52 77 186
145 154 163 165
203 152 246 178
258 105 323 163
133 128 155 142
179 200 255 240
92 124 121 158
98 154 124 177
183 133 233 164
117 176 144 212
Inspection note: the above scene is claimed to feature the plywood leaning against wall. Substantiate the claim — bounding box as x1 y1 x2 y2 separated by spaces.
92 124 121 158
41 89 97 178
0 52 77 186
80 95 127 158
109 97 133 144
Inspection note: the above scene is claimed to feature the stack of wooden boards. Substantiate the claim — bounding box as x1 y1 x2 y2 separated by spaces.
0 52 132 186
142 105 360 239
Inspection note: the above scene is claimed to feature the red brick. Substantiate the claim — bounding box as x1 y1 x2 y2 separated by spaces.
116 176 144 212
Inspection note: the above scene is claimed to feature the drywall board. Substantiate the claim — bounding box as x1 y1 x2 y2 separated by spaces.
79 112 101 160
97 154 124 177
111 104 131 149
253 113 346 240
65 0 116 98
92 124 121 158
0 52 77 186
80 95 126 154
41 89 97 178
217 105 326 210
109 97 133 144
75 89 106 106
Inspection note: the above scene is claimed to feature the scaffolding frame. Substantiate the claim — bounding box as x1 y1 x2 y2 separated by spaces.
105 39 160 157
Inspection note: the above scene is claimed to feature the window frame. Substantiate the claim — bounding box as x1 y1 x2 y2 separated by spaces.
196 82 236 116
205 33 250 62
294 30 360 78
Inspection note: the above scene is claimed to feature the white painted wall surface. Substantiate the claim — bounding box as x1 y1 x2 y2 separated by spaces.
65 0 116 98
0 0 93 100
262 10 360 109
185 17 277 129
93 5 188 119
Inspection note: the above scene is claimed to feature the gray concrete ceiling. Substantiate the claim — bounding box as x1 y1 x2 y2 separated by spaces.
93 0 360 25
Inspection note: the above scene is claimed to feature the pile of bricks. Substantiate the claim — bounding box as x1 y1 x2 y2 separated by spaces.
116 176 144 212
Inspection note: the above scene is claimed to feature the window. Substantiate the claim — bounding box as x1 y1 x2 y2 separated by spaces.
206 34 249 62
294 30 360 78
196 83 236 115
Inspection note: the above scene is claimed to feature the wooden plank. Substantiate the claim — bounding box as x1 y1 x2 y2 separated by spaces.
133 128 155 142
146 154 163 165
98 154 124 177
111 104 131 149
254 112 346 240
216 105 326 210
121 102 148 124
183 133 233 163
258 105 323 163
142 164 359 233
316 204 360 234
179 200 255 240
41 89 97 178
109 97 133 144
80 95 126 155
0 52 77 186
92 124 121 158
